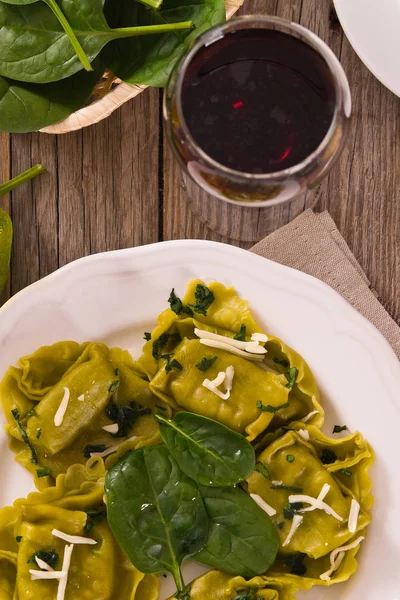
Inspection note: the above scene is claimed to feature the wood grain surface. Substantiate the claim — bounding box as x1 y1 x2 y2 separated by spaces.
0 0 399 323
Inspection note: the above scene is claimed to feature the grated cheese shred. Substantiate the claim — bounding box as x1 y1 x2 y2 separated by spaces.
35 557 54 571
52 529 97 545
89 435 138 459
250 493 277 517
319 536 365 581
102 423 119 434
54 387 70 427
348 499 360 534
300 410 319 423
289 484 343 521
283 514 303 546
203 367 235 400
56 543 74 600
297 429 310 441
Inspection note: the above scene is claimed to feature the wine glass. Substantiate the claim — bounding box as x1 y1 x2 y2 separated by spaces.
163 15 351 241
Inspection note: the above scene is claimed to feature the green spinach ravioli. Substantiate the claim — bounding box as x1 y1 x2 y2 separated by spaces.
0 279 373 600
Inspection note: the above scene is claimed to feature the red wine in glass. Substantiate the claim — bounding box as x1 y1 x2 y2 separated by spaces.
164 16 351 210
181 29 336 175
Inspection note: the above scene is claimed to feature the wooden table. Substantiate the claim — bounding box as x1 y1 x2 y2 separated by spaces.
0 0 399 323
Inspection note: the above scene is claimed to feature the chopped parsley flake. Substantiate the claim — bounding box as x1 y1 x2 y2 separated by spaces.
339 468 352 477
16 536 23 543
333 424 348 433
114 368 119 376
195 356 217 372
89 460 99 469
36 467 52 478
286 454 295 463
256 400 290 413
255 462 271 480
320 448 337 464
168 289 193 316
108 380 120 393
187 284 215 316
83 444 108 458
283 552 307 576
152 333 181 360
233 325 246 341
270 484 303 493
26 408 36 418
273 356 290 368
27 550 58 569
284 367 299 388
85 509 107 532
277 522 285 530
36 428 41 439
165 359 183 374
144 332 151 341
106 400 151 438
232 590 258 600
11 408 38 464
284 502 303 520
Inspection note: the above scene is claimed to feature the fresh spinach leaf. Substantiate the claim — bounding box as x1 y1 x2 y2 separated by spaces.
1 0 92 71
195 485 279 577
105 446 208 594
233 325 246 341
155 411 255 487
195 356 217 372
0 0 193 84
175 587 191 600
0 65 101 133
104 0 226 87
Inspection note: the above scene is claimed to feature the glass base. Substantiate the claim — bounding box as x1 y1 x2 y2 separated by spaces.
183 174 316 242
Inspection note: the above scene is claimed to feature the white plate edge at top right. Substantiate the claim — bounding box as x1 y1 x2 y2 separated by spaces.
334 0 400 97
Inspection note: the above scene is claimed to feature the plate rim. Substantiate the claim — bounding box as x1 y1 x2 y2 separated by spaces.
0 239 398 371
333 0 400 97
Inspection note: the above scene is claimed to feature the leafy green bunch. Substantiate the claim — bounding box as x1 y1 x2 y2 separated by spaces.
0 0 226 133
105 411 280 599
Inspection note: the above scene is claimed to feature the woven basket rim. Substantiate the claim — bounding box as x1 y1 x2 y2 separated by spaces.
40 0 244 134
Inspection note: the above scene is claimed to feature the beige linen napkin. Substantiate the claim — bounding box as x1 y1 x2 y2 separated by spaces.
250 209 400 359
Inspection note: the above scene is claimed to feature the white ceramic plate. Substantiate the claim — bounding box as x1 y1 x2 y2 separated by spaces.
334 0 400 97
0 240 399 599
